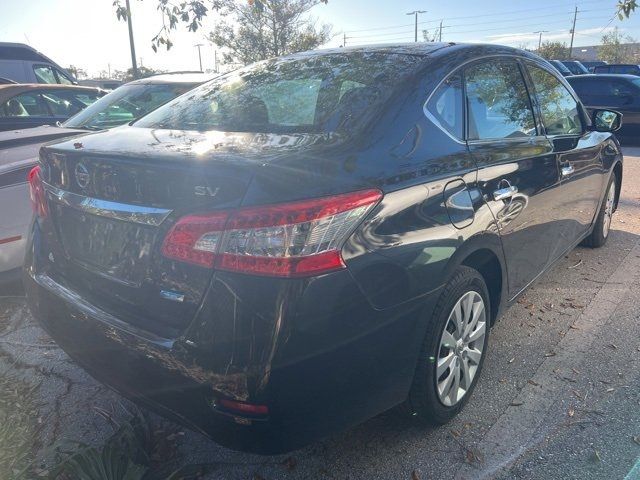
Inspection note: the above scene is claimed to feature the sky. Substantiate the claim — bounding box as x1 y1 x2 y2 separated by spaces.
1 0 638 78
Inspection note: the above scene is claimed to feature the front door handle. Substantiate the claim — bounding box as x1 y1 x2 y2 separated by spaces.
561 164 575 177
493 185 518 201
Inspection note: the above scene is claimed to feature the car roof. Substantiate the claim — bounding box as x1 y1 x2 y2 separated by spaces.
127 72 217 85
567 74 639 80
0 84 104 102
271 42 543 65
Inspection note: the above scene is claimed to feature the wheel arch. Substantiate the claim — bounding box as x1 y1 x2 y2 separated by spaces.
442 233 507 326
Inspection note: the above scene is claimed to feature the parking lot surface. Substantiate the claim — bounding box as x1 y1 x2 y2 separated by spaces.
1 147 639 480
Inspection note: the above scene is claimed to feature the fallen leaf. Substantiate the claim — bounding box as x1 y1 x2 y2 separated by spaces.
568 407 575 417
545 352 556 357
412 471 420 480
606 388 615 393
569 325 580 330
528 379 540 386
508 357 515 364
451 429 461 438
572 368 581 375
633 436 640 446
510 401 524 406
282 457 297 471
608 344 618 350
591 449 601 462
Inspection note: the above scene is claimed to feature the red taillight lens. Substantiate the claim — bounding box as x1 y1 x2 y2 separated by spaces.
28 166 48 218
161 212 228 267
217 398 269 416
161 189 382 277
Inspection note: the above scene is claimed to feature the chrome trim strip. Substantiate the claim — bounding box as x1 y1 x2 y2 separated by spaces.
43 183 172 226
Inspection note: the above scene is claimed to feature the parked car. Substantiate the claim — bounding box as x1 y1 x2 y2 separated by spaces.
0 84 105 132
24 43 622 454
567 74 640 137
548 60 573 76
0 73 214 286
594 64 640 75
79 79 124 91
581 60 607 73
0 42 76 84
560 60 590 75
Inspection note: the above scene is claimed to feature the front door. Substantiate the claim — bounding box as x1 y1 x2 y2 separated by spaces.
524 62 604 257
464 59 562 297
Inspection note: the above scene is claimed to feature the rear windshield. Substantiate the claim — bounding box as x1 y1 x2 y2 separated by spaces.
64 83 197 130
134 52 422 134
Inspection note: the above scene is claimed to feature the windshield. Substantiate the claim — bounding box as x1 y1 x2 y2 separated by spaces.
63 83 197 129
135 52 422 134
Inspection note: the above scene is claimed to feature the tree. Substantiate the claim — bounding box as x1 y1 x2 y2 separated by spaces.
536 41 568 60
208 0 331 65
67 65 87 79
618 0 637 19
598 27 639 63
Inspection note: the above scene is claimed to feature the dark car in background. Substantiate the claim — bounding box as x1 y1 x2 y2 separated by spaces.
567 74 640 137
581 61 607 73
594 64 640 75
25 43 622 454
0 84 104 132
560 60 590 75
548 60 573 76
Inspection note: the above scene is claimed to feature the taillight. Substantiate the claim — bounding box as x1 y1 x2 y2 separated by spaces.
28 166 48 218
161 189 382 277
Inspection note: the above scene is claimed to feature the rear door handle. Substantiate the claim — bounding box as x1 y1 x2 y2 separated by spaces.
493 185 518 201
561 164 575 177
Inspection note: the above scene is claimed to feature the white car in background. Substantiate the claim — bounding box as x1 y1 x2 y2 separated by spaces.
0 73 215 289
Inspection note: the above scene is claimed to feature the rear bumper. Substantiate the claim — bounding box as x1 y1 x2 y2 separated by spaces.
24 241 434 454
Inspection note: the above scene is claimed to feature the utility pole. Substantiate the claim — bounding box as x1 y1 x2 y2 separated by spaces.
534 30 549 50
214 50 218 73
124 0 138 79
195 43 204 71
439 20 443 42
343 32 347 47
406 10 427 42
569 5 578 58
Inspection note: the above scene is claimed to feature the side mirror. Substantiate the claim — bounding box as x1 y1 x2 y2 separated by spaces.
591 109 622 132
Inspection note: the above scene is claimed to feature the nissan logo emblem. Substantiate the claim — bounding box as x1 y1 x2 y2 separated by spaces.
74 163 90 189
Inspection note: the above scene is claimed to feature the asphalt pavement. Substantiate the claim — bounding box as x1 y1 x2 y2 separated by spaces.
1 147 639 480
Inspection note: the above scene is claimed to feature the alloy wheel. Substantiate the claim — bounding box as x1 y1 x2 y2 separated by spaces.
436 291 486 407
602 182 616 238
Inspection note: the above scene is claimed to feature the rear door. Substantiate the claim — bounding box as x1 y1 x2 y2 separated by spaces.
525 61 603 254
465 58 562 296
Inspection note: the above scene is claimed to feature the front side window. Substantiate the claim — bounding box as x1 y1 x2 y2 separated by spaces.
528 65 583 136
426 73 463 139
0 92 50 117
465 60 536 140
33 65 57 84
55 69 74 85
135 52 422 134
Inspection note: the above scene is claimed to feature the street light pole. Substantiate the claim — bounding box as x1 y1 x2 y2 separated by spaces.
569 6 578 58
124 0 138 79
534 30 549 50
406 10 427 42
195 43 204 71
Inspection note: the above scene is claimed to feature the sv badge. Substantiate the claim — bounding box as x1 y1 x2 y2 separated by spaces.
194 185 220 197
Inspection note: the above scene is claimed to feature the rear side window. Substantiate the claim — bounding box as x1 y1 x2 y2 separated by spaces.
528 66 583 135
39 90 101 116
465 61 536 140
426 73 463 139
0 92 50 117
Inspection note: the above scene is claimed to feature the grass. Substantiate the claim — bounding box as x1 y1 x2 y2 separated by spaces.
0 368 40 479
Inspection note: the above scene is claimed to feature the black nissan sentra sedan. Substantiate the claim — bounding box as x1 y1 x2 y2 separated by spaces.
24 43 623 454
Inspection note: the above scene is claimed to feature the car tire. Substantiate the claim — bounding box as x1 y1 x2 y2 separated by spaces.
407 266 490 425
583 173 617 249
